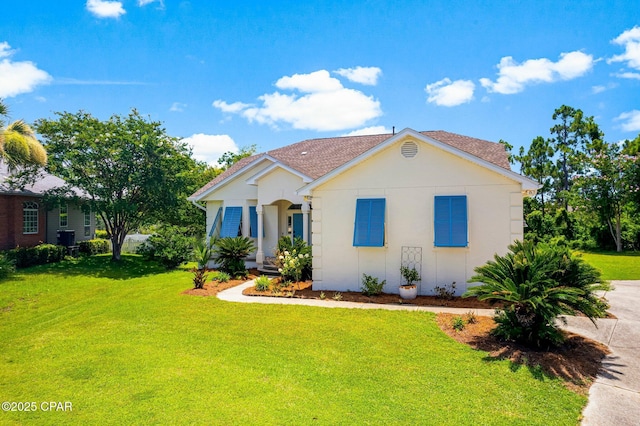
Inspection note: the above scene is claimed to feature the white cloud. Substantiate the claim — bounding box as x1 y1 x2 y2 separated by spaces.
425 78 475 107
342 126 390 136
212 100 251 113
181 133 239 166
613 71 640 80
169 102 187 112
615 110 640 132
0 42 52 98
480 51 594 94
213 70 382 132
86 0 126 19
0 42 15 58
591 82 618 94
334 67 382 85
609 26 640 71
275 70 343 92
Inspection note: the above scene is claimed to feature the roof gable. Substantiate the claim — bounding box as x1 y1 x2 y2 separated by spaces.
190 128 533 201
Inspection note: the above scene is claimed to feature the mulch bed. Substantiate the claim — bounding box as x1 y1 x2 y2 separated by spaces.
436 313 610 394
242 279 500 309
181 269 259 297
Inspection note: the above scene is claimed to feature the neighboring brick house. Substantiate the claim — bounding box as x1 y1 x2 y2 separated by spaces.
0 163 96 251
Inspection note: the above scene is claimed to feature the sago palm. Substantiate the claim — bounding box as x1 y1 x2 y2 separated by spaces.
464 240 609 348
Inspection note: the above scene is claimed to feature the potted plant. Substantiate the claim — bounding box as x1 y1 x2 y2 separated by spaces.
399 266 420 300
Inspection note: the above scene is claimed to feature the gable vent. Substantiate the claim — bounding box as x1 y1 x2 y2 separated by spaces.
401 141 418 158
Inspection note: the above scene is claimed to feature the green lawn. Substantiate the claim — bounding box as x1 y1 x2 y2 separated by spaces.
579 251 640 280
1 256 585 425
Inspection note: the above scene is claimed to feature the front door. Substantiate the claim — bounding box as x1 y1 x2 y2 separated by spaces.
288 213 303 241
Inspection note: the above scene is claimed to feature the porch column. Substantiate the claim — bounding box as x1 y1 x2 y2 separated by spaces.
256 205 264 265
302 201 310 244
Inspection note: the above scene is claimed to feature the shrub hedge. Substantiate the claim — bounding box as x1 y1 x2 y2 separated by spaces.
4 244 66 268
79 239 111 255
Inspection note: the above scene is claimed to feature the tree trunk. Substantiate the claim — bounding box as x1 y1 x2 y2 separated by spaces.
111 234 122 261
616 215 622 253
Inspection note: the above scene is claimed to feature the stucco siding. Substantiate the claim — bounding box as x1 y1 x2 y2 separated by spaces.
311 136 524 295
256 167 305 206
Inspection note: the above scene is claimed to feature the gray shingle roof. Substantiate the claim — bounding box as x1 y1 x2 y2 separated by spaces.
191 130 510 199
0 162 67 196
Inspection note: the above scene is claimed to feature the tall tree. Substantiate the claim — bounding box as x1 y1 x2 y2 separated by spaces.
517 136 555 216
549 105 585 207
574 142 633 252
35 110 195 261
0 99 47 169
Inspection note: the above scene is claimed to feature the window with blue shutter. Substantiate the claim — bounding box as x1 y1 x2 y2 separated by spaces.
434 196 467 247
353 198 386 247
249 206 258 238
220 206 242 238
209 207 223 238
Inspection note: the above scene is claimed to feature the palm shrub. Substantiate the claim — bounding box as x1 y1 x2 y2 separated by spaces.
463 240 609 349
213 236 255 278
192 237 214 289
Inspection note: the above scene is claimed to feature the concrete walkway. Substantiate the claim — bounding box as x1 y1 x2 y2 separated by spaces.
561 281 640 426
218 280 640 425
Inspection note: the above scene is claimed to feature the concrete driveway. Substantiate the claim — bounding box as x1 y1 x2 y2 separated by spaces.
561 281 640 426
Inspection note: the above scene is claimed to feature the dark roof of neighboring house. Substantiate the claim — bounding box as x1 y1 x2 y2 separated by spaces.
0 162 69 196
191 130 510 199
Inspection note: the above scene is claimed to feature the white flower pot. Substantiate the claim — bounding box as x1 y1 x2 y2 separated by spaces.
399 285 418 300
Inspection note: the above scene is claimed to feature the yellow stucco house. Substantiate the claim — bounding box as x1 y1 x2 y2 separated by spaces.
189 128 539 295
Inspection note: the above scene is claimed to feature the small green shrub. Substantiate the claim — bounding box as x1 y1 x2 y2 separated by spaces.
452 316 465 332
5 244 66 268
434 282 456 299
213 271 230 283
254 275 271 291
361 273 386 296
79 239 110 255
0 254 16 280
95 230 109 239
332 292 342 301
320 291 326 300
137 226 194 270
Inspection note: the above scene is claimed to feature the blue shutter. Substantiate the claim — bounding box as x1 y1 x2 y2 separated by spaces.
353 198 385 247
450 196 467 246
220 207 242 238
249 206 258 238
434 196 467 247
209 207 223 238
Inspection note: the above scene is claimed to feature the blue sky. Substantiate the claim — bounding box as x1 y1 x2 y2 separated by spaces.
2 0 639 165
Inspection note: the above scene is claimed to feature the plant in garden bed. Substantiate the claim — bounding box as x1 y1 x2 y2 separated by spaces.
434 282 456 300
254 275 271 292
191 237 214 289
361 273 386 296
212 271 230 283
464 239 610 349
275 236 311 281
213 236 255 278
